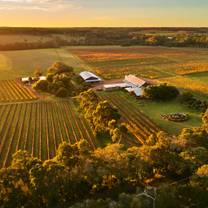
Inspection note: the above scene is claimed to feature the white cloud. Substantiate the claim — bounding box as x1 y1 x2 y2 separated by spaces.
0 0 77 11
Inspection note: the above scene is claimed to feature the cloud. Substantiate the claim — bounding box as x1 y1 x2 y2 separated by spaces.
0 0 77 11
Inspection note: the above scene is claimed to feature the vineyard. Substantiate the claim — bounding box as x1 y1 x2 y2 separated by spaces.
0 80 37 102
0 100 96 167
98 92 161 144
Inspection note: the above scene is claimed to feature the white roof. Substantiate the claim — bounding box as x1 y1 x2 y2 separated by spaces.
104 83 130 89
21 77 30 82
39 76 47 81
124 75 146 88
79 71 101 81
125 87 143 97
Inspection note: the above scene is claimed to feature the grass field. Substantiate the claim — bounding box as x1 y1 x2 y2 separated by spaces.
0 48 86 80
105 91 202 135
0 100 97 167
0 80 37 102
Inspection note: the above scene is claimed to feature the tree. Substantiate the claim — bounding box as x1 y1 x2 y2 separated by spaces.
143 84 179 101
33 80 48 91
47 62 74 75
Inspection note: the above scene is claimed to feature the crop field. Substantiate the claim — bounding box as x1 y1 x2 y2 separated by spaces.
0 100 96 167
98 92 161 144
0 80 37 102
69 46 208 79
0 48 86 80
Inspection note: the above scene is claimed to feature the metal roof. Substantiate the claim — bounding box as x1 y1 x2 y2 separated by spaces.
103 83 130 89
124 75 146 88
79 71 101 81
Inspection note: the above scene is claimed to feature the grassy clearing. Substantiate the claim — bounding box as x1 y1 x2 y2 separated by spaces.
111 91 202 135
0 48 86 80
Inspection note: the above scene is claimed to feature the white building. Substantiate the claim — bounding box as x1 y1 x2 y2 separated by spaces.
79 71 102 83
103 83 130 91
124 75 146 88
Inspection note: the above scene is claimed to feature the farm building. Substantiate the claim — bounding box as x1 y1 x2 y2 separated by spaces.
124 75 146 88
125 87 143 97
103 83 130 91
21 77 32 84
79 71 101 83
39 76 47 81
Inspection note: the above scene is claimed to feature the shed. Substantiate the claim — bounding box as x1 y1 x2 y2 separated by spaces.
124 75 146 88
39 76 47 81
79 71 101 83
103 83 130 91
21 77 32 84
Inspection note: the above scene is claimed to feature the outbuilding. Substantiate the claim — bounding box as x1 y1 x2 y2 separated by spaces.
21 77 32 84
79 71 101 83
103 83 130 91
124 75 146 88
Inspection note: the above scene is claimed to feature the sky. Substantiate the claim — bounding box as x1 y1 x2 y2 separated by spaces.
0 0 207 27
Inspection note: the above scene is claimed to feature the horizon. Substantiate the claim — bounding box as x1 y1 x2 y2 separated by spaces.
0 0 207 27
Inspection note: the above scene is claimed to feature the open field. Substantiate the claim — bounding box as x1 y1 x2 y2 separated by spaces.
69 46 208 79
0 48 86 80
98 91 161 144
103 91 202 135
0 100 97 167
68 46 208 96
1 46 208 96
0 80 37 102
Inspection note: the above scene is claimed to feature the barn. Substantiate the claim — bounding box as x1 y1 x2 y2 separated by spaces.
124 75 146 88
79 71 101 83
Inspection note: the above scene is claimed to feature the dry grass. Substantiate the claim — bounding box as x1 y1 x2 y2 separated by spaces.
159 76 208 94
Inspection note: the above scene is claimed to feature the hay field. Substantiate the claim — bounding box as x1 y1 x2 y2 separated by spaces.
0 48 86 80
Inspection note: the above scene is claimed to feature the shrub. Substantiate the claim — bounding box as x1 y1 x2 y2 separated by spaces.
33 80 48 91
180 92 208 112
55 87 68 97
143 84 179 101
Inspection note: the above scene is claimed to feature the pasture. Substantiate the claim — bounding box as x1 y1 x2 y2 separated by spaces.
0 100 96 167
0 48 86 80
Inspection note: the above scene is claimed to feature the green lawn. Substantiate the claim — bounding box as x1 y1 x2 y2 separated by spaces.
117 91 202 135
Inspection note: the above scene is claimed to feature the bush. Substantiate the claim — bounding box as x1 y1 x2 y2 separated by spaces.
143 84 179 101
33 80 48 91
179 92 194 103
180 92 208 112
55 87 68 97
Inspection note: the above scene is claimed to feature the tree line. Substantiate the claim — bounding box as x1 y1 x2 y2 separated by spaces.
0 28 208 51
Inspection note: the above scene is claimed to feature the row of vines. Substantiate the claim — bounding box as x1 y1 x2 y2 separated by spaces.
0 100 96 167
0 80 37 102
99 93 161 144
